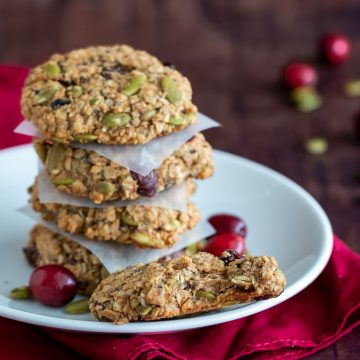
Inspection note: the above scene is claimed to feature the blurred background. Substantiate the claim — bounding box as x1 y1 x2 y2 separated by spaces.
1 0 360 356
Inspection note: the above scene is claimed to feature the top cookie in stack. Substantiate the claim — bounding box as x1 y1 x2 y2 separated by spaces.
21 45 197 145
21 45 215 250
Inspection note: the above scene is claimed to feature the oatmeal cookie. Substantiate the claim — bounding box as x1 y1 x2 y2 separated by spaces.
24 224 106 295
21 45 197 145
90 251 286 324
31 179 200 249
24 225 205 296
34 133 214 203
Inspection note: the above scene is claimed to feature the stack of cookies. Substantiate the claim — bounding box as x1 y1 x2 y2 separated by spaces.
20 45 215 295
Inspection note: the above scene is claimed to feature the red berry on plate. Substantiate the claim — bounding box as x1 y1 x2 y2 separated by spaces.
283 63 318 89
204 233 246 257
29 265 77 307
208 214 247 238
322 33 351 64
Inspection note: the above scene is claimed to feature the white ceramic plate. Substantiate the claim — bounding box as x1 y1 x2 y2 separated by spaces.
0 144 333 333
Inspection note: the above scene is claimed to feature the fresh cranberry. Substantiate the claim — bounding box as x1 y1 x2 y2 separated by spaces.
283 62 318 89
131 170 158 197
29 265 77 307
322 33 351 64
204 233 246 257
208 214 247 238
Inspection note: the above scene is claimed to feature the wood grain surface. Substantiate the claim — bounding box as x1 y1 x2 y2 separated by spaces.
0 0 359 358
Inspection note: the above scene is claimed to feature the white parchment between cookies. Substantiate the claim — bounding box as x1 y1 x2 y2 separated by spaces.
37 169 188 211
14 113 220 175
18 206 215 273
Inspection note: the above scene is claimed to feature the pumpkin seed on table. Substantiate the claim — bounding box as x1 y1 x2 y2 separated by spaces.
305 137 328 155
344 80 360 97
64 299 90 314
290 87 322 112
101 112 131 128
161 76 183 105
122 72 147 96
9 286 31 300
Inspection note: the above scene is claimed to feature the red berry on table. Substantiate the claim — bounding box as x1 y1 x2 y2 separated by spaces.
322 33 351 64
29 265 77 307
208 214 247 238
283 62 318 89
204 233 246 257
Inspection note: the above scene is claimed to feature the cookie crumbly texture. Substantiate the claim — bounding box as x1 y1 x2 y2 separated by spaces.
34 133 214 203
90 252 286 324
25 225 106 296
21 45 197 145
24 225 203 296
31 179 200 249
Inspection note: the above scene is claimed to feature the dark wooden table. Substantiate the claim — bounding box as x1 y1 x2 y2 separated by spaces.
1 0 359 358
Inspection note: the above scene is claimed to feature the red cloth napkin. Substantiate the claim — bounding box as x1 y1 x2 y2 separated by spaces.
1 65 359 360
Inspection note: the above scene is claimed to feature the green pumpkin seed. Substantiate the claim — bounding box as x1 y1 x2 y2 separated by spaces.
122 72 147 96
186 242 198 255
77 161 91 174
9 286 31 300
195 289 216 301
73 134 98 142
52 178 75 186
90 97 101 105
140 305 154 316
100 266 109 279
344 80 360 97
34 142 47 163
163 219 181 231
180 112 193 125
101 113 131 128
33 87 58 105
120 213 139 227
222 300 239 307
168 114 187 126
95 181 115 196
141 109 157 121
305 137 328 155
66 85 83 97
161 76 183 105
47 143 65 172
73 148 86 160
64 299 90 314
52 136 64 143
130 232 154 247
44 63 61 78
290 87 322 112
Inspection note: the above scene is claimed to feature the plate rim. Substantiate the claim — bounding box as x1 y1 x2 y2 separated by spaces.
0 144 333 333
